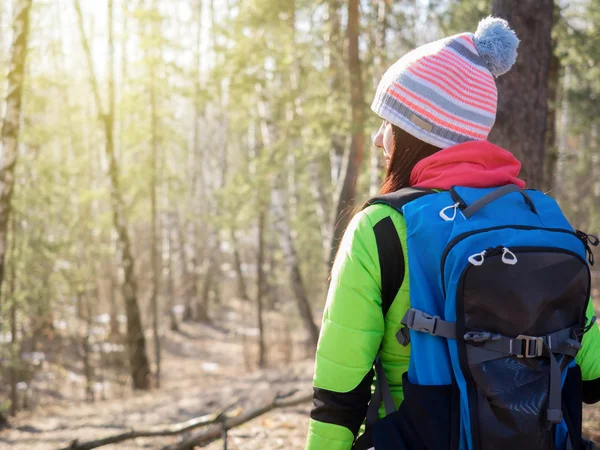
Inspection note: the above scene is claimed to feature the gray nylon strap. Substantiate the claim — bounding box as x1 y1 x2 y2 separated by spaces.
366 356 395 428
462 184 538 219
464 327 580 425
401 308 456 340
543 342 563 424
464 327 580 365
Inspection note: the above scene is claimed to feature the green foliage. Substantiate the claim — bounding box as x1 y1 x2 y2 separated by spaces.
432 0 492 36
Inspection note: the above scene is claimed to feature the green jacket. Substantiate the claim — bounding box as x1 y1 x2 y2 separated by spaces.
305 204 600 450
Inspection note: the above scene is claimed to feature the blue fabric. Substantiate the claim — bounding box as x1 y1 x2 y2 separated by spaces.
402 186 588 450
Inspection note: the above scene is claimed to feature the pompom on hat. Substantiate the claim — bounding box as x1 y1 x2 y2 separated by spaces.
371 17 519 149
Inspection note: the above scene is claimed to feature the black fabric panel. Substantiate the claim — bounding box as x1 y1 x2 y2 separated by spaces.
563 366 583 450
373 217 404 317
365 187 436 215
463 251 588 337
583 377 600 404
311 367 374 436
363 373 460 450
460 250 590 450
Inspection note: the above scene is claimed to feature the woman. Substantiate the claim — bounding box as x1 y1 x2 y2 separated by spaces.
306 17 600 450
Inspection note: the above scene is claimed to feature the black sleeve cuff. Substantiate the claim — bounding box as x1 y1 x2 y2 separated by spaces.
310 367 374 436
582 377 600 404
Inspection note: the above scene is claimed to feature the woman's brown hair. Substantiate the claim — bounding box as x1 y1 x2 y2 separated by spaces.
379 124 441 195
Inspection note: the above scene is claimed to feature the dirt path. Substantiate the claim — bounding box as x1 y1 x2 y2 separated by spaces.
0 313 315 450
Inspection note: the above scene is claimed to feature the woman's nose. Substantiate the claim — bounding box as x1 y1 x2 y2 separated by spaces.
373 128 384 149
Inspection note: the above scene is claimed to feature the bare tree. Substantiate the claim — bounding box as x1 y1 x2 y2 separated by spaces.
73 0 151 390
329 0 366 266
147 0 162 388
8 218 18 415
370 0 389 196
490 0 554 189
0 0 33 298
186 0 204 322
230 229 250 302
256 209 267 367
255 82 319 349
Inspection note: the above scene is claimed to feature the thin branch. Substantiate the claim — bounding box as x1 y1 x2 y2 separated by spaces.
162 392 312 450
59 402 239 450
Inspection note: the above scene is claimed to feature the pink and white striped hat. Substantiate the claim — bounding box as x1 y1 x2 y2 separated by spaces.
371 17 519 149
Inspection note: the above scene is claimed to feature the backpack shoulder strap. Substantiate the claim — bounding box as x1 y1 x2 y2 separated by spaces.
365 187 437 214
373 217 403 317
368 188 436 316
364 188 438 430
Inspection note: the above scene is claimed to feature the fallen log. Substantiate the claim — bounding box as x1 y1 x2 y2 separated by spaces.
162 391 313 450
59 401 239 450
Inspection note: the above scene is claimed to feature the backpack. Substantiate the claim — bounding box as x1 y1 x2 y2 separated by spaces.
354 185 598 450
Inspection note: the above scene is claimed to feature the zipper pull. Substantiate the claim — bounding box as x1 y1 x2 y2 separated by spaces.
439 203 461 222
576 230 599 266
468 246 504 266
468 250 487 266
501 247 518 265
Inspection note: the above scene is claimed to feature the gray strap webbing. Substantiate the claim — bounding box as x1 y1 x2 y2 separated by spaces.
462 184 538 219
365 356 395 428
464 327 581 365
399 308 456 343
464 326 581 425
543 341 563 424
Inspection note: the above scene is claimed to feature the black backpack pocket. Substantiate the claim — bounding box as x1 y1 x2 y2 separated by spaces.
457 248 590 450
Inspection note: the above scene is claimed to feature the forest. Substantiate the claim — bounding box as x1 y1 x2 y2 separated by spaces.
0 0 599 449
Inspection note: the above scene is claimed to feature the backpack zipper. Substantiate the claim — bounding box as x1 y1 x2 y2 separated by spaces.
440 225 595 296
575 230 599 266
468 246 518 266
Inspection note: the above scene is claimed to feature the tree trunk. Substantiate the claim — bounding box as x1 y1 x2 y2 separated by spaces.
81 288 95 402
10 287 18 416
175 213 194 322
230 229 250 302
108 270 120 337
256 210 267 368
329 0 365 267
308 161 331 271
148 0 161 389
370 0 388 197
555 66 571 200
187 0 205 322
543 5 561 195
0 0 33 299
272 188 319 349
8 218 18 416
167 217 179 332
489 0 554 189
74 0 151 390
543 48 560 195
198 241 216 323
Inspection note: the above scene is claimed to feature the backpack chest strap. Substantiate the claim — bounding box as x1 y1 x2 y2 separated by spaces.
402 307 586 425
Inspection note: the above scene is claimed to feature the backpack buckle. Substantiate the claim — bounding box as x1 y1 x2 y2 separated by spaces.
515 335 544 358
402 308 439 335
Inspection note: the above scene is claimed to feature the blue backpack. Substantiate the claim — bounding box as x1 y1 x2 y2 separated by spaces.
355 185 598 450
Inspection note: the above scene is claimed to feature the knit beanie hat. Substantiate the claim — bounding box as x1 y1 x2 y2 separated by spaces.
371 17 519 149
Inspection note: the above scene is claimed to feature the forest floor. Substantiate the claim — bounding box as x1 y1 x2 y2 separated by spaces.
2 298 600 450
0 301 316 450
